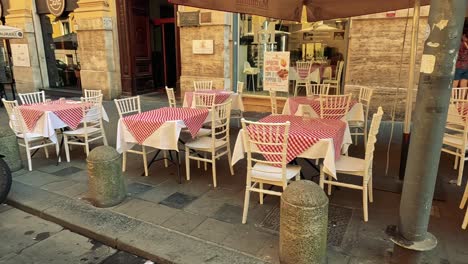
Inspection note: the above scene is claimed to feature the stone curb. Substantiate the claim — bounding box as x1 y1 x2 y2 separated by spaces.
7 181 267 264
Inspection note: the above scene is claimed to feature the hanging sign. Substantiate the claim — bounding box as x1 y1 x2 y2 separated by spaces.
0 26 23 39
263 51 290 92
47 0 66 17
10 44 31 67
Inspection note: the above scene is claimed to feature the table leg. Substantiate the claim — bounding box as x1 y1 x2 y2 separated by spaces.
175 151 181 184
56 129 64 166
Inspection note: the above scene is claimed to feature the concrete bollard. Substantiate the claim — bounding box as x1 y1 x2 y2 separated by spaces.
0 127 22 172
280 180 329 264
87 146 126 208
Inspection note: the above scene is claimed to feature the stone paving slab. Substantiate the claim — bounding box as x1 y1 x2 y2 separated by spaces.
7 181 267 264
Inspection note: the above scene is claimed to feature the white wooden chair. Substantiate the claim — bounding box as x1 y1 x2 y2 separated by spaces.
63 95 108 161
231 81 244 127
8 106 59 171
441 98 468 186
114 96 152 176
240 119 301 224
323 61 344 94
319 94 352 119
460 182 468 229
452 87 468 100
269 90 278 115
193 80 213 91
244 61 259 92
306 83 330 97
294 61 312 96
165 86 177 108
320 107 384 222
18 91 46 105
1 98 18 118
349 87 374 145
185 100 234 188
84 89 102 98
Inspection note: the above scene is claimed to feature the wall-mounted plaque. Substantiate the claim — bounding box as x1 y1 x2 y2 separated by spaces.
200 12 212 24
192 40 214 55
10 44 31 67
179 11 200 27
47 0 66 17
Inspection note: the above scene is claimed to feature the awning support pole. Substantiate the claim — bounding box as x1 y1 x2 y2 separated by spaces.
390 0 467 262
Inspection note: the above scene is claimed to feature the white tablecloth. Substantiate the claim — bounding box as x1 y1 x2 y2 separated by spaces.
289 67 321 83
182 92 244 111
23 105 109 143
282 99 365 122
232 124 353 179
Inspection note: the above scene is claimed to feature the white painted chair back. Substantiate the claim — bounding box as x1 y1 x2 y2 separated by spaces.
114 96 141 118
335 61 344 81
84 89 102 98
237 81 244 94
306 84 330 97
165 86 177 108
210 100 232 145
319 94 352 119
269 90 278 115
18 91 45 105
193 80 213 91
9 106 27 135
363 107 384 182
1 98 18 119
193 92 216 109
81 95 103 131
241 119 291 185
359 86 374 121
452 87 468 100
296 61 312 81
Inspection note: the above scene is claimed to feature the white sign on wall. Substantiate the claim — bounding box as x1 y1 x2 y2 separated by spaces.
192 40 214 54
10 44 30 67
263 51 290 92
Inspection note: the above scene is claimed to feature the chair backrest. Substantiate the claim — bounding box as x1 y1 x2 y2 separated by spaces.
307 84 330 97
359 86 374 122
269 90 278 115
445 98 468 145
241 118 291 185
165 86 176 108
193 92 216 109
1 98 18 118
363 107 384 182
9 106 27 135
210 100 232 146
319 94 352 119
193 80 213 91
81 95 103 131
19 91 45 105
296 61 312 80
335 61 344 81
452 87 468 100
237 81 244 94
244 61 252 70
84 89 102 98
114 96 141 118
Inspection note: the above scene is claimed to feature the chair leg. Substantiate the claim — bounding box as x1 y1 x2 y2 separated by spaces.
185 146 191 181
55 140 60 163
364 126 368 147
102 127 108 146
457 157 465 186
455 153 460 170
43 142 49 159
363 185 369 222
142 146 148 177
25 141 32 171
227 145 234 176
368 178 374 203
327 175 332 195
460 183 468 209
463 207 468 229
85 139 90 157
204 154 207 171
259 182 264 205
319 167 325 189
122 151 127 172
64 136 70 162
163 151 169 168
242 187 251 224
211 157 217 188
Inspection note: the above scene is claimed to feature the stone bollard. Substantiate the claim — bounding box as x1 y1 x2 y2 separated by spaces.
0 127 22 172
280 180 329 264
87 146 126 208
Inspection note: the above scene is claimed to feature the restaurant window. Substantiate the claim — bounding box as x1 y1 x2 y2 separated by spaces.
238 14 349 96
39 14 80 90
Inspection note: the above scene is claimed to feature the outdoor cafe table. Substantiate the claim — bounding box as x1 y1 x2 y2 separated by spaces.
232 115 352 178
289 64 331 84
182 90 244 111
17 99 109 143
281 96 365 122
116 107 210 154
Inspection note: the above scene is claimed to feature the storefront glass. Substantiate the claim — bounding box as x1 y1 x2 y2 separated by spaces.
238 14 348 96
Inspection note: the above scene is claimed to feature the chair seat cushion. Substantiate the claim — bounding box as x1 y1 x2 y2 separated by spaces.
63 127 100 136
335 155 366 172
251 163 301 181
181 128 211 137
185 137 227 150
17 132 44 140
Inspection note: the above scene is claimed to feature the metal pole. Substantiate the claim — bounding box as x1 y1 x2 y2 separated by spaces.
391 0 466 262
232 13 239 92
399 0 420 180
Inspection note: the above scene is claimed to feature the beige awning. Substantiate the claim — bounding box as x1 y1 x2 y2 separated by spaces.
169 0 433 22
0 25 23 39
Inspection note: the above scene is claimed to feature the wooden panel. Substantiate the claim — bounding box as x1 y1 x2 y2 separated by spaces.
242 95 286 113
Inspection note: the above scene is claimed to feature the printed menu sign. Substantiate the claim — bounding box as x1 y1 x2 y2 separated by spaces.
263 52 290 92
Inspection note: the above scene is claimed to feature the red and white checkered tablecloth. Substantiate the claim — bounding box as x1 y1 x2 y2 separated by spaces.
184 90 232 108
246 115 346 165
287 96 357 120
19 100 85 131
122 107 209 144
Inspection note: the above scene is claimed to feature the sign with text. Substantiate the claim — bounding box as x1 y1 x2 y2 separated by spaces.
192 40 214 54
179 11 200 27
11 44 31 67
263 52 290 92
47 0 66 17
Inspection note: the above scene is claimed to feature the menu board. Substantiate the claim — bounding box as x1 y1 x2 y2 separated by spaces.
10 44 30 67
263 51 290 92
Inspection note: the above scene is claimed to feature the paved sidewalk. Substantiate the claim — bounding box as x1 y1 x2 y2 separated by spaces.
1 95 468 263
